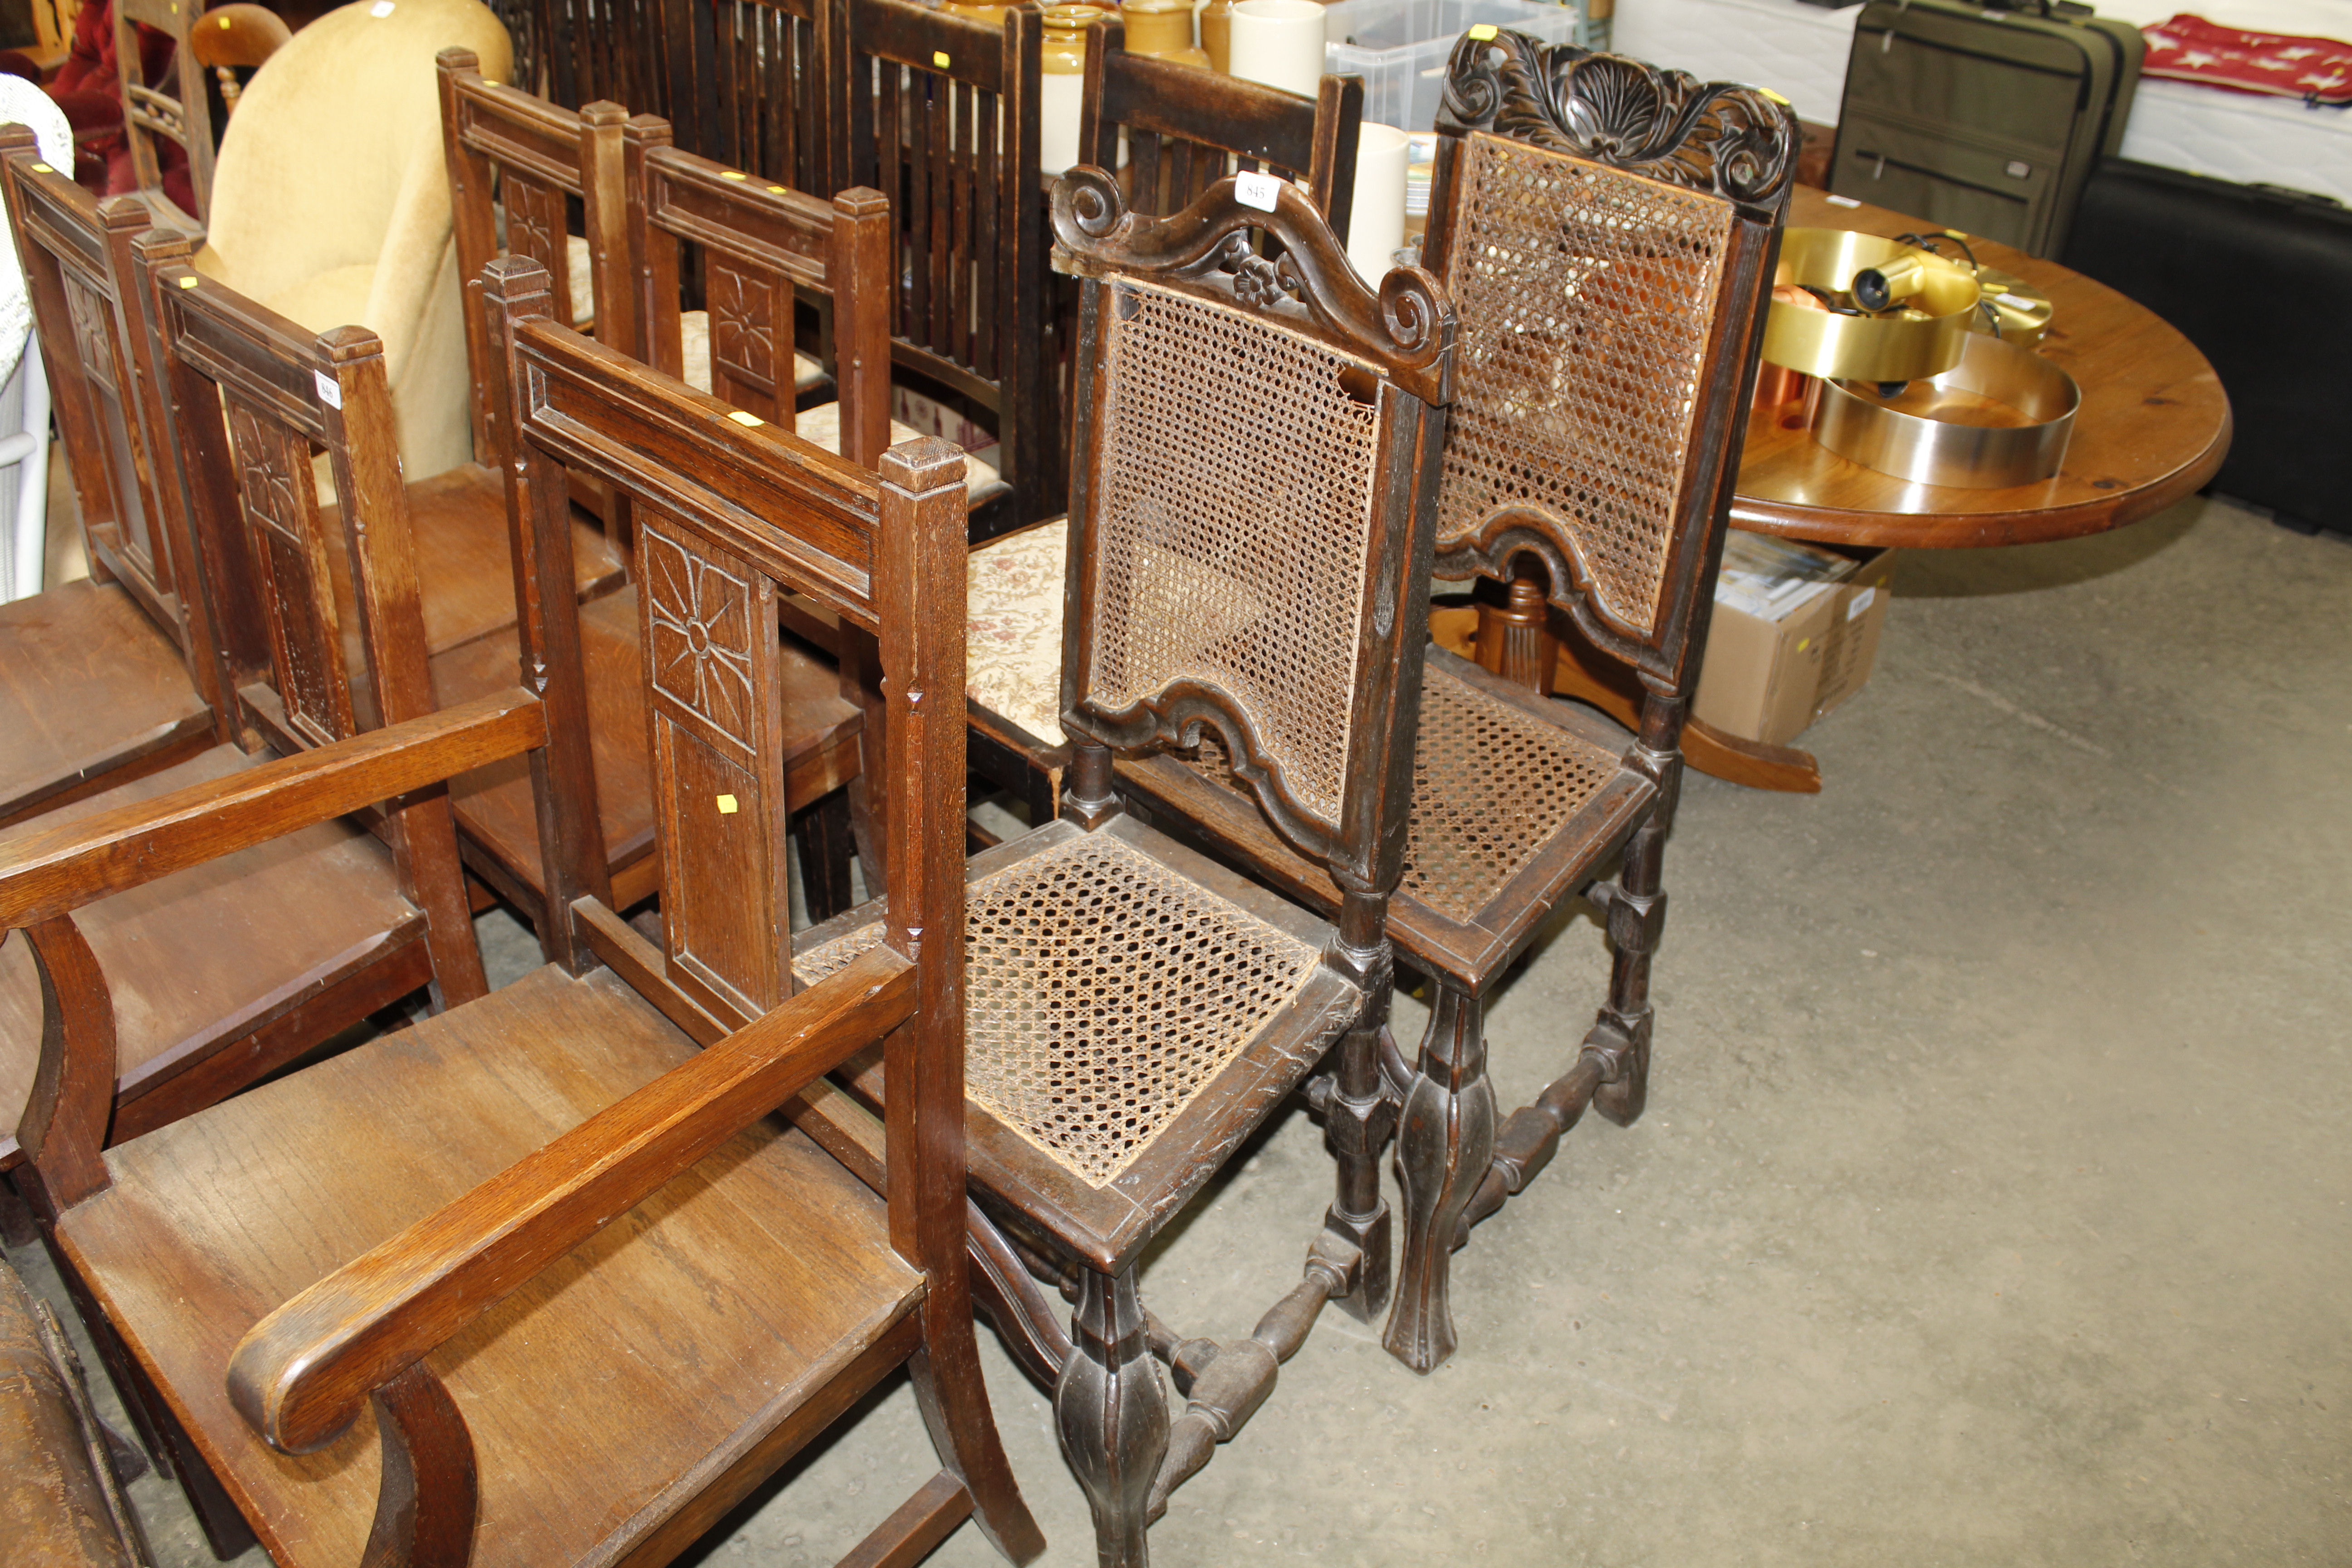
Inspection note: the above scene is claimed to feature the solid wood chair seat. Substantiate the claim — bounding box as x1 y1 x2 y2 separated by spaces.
324 461 625 661
1117 648 1661 989
793 813 1362 1273
52 962 923 1568
0 578 215 828
0 745 425 1168
430 586 862 912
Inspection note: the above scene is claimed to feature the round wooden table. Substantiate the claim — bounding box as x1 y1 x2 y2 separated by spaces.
1534 184 2233 791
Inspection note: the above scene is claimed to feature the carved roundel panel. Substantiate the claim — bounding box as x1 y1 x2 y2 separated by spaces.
643 518 760 750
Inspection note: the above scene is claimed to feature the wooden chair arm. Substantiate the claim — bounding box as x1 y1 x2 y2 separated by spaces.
0 689 545 931
225 944 916 1456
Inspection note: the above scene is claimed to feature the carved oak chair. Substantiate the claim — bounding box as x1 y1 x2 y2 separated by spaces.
111 0 216 228
2 251 1045 1568
1117 33 1799 1371
1 258 487 1198
0 141 217 828
964 33 1367 823
833 0 1054 527
791 167 1455 1566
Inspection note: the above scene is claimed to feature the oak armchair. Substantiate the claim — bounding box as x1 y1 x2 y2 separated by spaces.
5 251 1044 1568
794 167 1455 1565
1116 33 1799 1370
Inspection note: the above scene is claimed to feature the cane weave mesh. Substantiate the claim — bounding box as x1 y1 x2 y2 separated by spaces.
1083 278 1381 834
791 830 1342 1187
1438 132 1735 637
1185 662 1622 923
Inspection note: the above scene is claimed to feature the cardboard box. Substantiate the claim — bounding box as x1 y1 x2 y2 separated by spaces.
1691 538 1896 747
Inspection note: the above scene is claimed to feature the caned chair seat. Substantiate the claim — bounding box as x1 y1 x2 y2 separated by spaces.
1121 649 1659 989
0 744 422 1167
964 517 1068 748
325 461 625 661
50 963 922 1568
429 586 863 912
0 579 213 826
794 814 1361 1270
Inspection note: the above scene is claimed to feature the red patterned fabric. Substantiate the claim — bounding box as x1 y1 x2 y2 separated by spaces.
2142 13 2352 105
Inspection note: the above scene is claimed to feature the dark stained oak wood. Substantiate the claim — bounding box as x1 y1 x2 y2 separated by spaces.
1732 186 2234 549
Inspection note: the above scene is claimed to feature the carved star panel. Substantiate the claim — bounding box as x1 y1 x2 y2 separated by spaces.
643 517 760 750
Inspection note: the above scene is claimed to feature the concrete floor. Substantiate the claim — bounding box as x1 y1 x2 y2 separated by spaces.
11 490 2350 1566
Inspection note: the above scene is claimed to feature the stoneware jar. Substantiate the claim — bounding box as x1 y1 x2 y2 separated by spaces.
1124 0 1210 65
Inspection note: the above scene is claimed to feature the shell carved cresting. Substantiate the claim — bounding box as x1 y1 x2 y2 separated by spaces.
1438 31 1796 210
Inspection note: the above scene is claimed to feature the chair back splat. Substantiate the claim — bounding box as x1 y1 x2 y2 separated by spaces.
1078 15 1363 234
1426 31 1798 692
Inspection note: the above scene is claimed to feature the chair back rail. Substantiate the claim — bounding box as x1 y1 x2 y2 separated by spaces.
0 141 216 703
1050 167 1452 897
625 115 892 458
1078 17 1363 235
1426 33 1798 691
439 48 631 463
836 0 1050 521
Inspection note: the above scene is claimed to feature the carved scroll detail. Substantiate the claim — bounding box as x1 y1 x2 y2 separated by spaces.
1438 30 1798 212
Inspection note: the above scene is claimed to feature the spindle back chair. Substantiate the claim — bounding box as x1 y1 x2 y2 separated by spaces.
113 0 217 226
834 0 1052 524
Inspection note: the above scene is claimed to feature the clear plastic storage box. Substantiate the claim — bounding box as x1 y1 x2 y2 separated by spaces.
1323 0 1602 132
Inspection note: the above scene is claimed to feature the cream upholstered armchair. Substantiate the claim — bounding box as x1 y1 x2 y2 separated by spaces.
192 0 510 481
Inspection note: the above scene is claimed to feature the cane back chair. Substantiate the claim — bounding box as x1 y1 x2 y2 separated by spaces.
1117 33 1798 1371
5 252 1044 1568
0 224 484 1185
964 40 1367 823
0 142 219 828
833 0 1054 527
789 168 1454 1565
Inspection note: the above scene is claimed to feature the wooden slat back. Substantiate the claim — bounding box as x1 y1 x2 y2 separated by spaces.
438 48 631 465
1079 19 1363 237
835 0 1050 521
484 257 968 1014
624 118 892 464
0 141 208 690
501 0 828 194
1426 35 1798 690
1053 171 1454 893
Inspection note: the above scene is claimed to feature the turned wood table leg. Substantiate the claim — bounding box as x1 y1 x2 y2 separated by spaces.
1384 981 1497 1374
1056 1265 1167 1568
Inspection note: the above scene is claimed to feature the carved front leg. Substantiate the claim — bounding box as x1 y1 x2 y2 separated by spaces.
1056 1265 1167 1568
1384 983 1497 1373
1586 706 1682 1127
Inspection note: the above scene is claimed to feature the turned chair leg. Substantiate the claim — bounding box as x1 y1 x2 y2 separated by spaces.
1472 571 1557 694
1384 983 1498 1373
1056 1264 1168 1568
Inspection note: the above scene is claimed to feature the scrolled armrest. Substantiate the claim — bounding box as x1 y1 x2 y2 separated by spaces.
225 943 914 1455
0 688 545 930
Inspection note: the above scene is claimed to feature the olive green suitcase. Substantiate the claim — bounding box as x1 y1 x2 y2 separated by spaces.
1828 0 2143 256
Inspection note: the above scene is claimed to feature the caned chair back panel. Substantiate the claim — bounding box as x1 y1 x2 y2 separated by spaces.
626 117 892 453
837 0 1049 519
485 257 964 1024
115 0 218 222
1079 19 1363 237
501 0 829 196
1428 34 1797 688
0 147 196 659
1053 169 1452 887
438 48 629 460
137 236 438 754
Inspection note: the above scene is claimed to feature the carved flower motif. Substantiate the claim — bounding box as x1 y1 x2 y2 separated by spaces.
228 403 307 544
646 528 756 740
709 263 775 380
